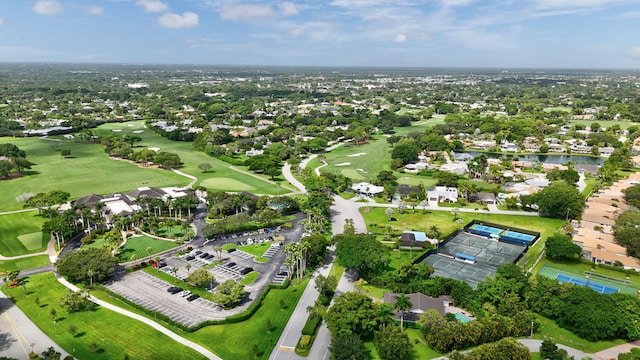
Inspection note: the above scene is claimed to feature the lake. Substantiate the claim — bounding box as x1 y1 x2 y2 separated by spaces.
464 152 604 165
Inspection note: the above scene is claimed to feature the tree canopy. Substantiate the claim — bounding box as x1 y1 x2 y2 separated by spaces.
545 234 582 260
55 247 119 285
533 182 585 219
333 233 388 277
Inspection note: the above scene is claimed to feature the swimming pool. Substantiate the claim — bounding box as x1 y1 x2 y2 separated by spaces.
454 313 472 323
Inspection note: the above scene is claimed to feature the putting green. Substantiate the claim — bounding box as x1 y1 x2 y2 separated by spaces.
200 178 257 192
17 232 46 251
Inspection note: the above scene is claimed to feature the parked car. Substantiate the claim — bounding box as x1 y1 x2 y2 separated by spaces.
199 252 210 258
186 294 200 302
185 255 195 261
226 262 236 268
167 286 183 294
240 267 254 275
179 290 191 297
227 248 236 253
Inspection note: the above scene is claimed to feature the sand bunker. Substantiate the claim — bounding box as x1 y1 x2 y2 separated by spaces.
348 152 367 157
335 162 351 167
112 129 122 132
128 124 134 127
132 130 144 134
148 147 160 152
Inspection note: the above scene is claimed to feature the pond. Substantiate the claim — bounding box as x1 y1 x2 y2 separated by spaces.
464 152 603 165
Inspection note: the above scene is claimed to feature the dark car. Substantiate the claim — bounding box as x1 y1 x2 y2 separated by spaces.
199 252 209 258
226 262 236 268
240 267 253 275
227 248 236 253
157 261 167 268
167 286 183 294
205 254 215 260
194 250 202 255
186 294 200 302
185 255 195 261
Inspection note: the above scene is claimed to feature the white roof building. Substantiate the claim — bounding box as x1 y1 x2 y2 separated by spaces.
351 182 385 195
427 186 458 203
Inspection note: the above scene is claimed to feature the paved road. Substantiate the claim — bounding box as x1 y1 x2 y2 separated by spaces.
432 339 594 360
0 290 69 360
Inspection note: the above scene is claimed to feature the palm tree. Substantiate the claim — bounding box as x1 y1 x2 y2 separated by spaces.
378 303 395 329
393 293 413 329
185 263 192 275
171 266 178 279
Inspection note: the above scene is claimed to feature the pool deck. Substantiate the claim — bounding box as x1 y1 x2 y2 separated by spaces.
445 306 476 321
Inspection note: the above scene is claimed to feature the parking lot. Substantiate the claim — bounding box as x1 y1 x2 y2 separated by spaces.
104 219 302 327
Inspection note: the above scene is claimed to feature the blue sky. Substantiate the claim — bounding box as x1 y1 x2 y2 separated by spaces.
1 0 640 68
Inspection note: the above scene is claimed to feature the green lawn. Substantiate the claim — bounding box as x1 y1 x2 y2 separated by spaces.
186 279 309 359
361 207 564 266
533 314 625 353
240 271 260 285
0 211 49 256
239 242 271 257
0 255 50 273
117 236 177 261
319 135 391 181
3 272 207 360
155 225 193 239
0 136 187 212
393 116 446 136
569 119 636 130
93 122 287 195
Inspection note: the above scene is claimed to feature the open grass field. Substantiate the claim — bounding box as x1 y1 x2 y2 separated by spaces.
3 272 208 360
361 207 564 266
533 314 625 353
543 106 572 113
117 236 177 261
239 242 270 257
0 211 49 256
93 122 288 195
569 119 637 130
319 135 391 181
0 136 187 212
155 225 192 239
392 116 446 137
239 271 260 285
0 255 50 273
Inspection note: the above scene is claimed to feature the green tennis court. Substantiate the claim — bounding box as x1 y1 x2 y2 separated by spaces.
538 265 637 295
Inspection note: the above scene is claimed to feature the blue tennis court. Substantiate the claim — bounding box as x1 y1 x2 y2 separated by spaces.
556 274 619 294
470 224 502 234
502 231 535 242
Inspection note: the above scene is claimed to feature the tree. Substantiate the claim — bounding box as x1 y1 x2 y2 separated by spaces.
59 289 93 312
393 293 412 329
533 182 585 219
186 268 214 288
55 247 118 285
374 325 412 360
391 138 420 166
198 162 213 173
334 233 388 277
325 292 380 339
211 279 246 309
624 184 640 208
545 234 582 260
329 333 369 360
385 207 394 221
60 149 72 158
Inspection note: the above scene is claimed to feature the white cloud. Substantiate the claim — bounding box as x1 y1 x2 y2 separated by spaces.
626 47 640 60
530 0 629 9
220 4 276 22
394 34 407 42
87 6 104 15
32 0 64 15
442 0 475 6
0 17 4 25
157 12 199 28
136 0 169 13
279 2 300 16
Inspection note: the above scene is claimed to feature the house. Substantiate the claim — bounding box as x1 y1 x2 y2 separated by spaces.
400 231 429 247
439 163 468 175
404 162 430 173
500 141 519 152
245 149 264 157
525 178 550 188
351 182 384 196
383 292 453 321
575 164 599 175
427 186 458 203
451 152 473 162
599 147 615 157
475 192 496 204
396 184 421 197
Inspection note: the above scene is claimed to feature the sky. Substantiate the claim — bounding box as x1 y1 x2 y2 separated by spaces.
1 0 640 68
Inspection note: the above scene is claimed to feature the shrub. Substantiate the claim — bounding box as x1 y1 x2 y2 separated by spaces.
299 335 311 348
301 315 322 336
